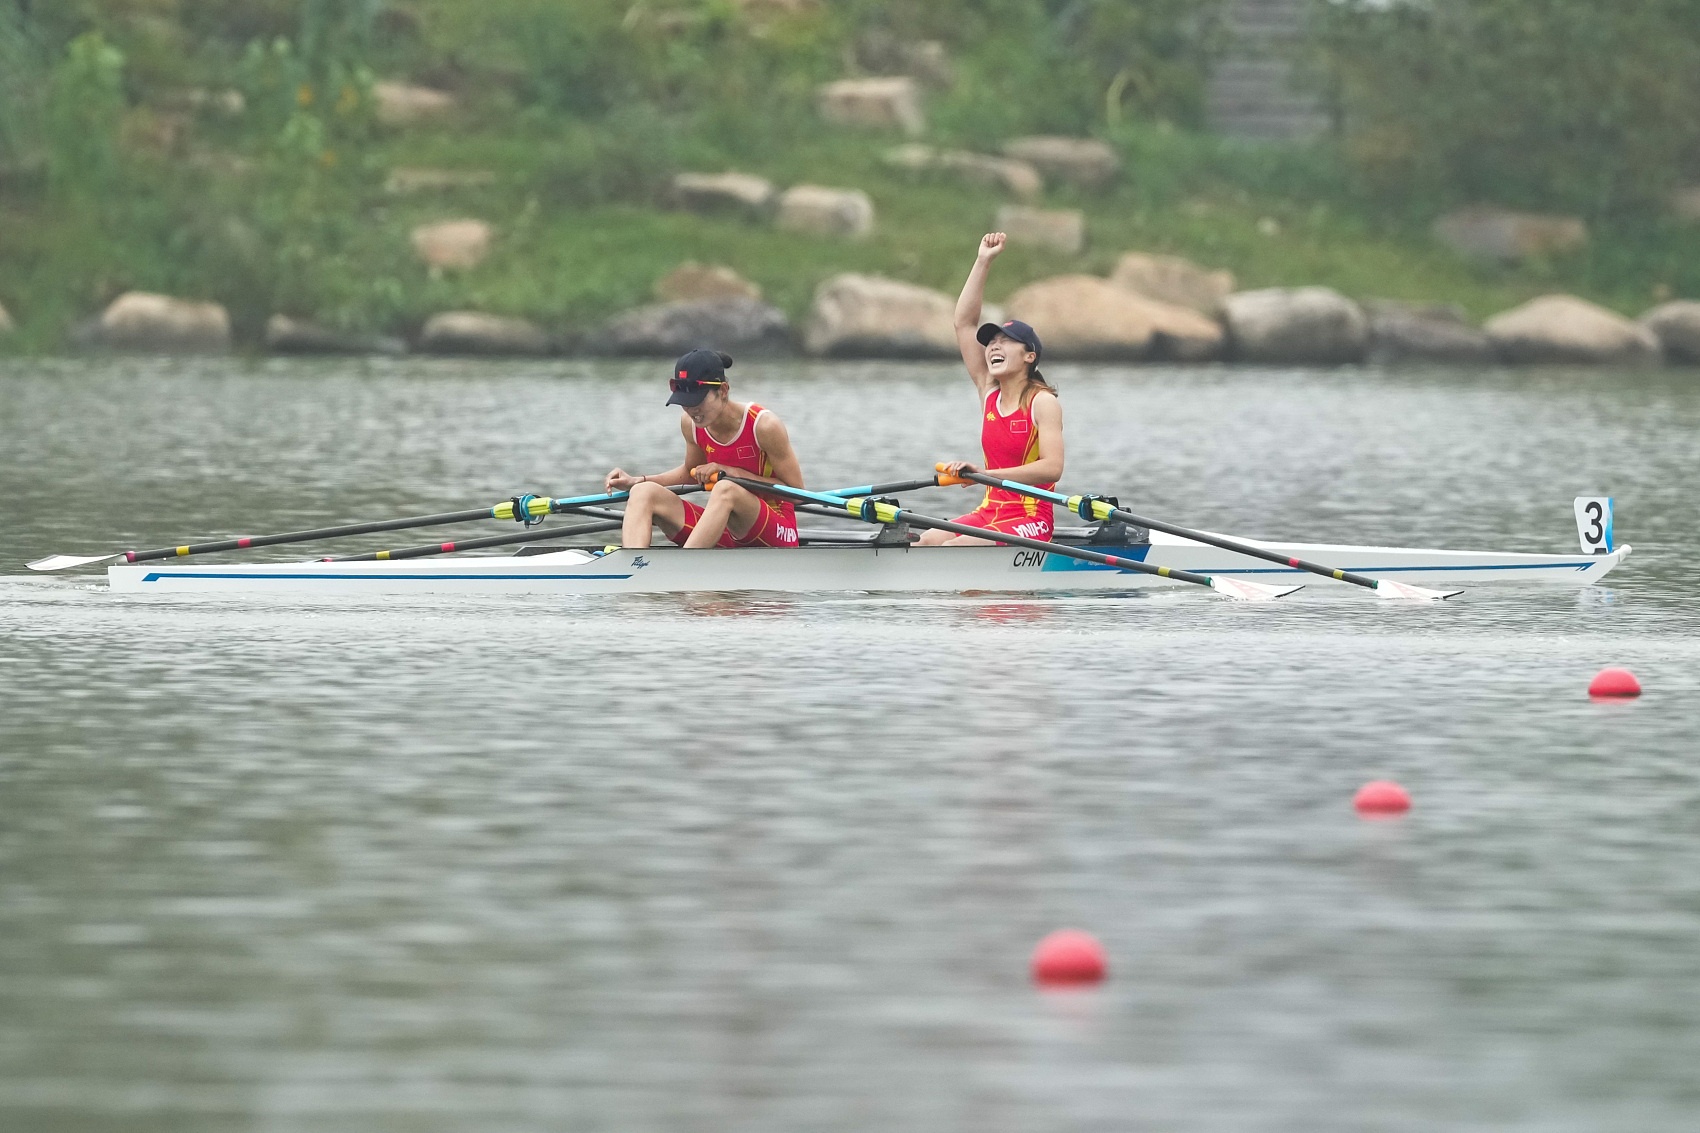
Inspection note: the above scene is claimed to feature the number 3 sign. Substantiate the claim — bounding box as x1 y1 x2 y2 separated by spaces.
1573 497 1614 554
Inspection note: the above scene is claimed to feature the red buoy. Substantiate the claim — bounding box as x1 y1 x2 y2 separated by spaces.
1031 929 1106 985
1353 780 1411 815
1588 668 1642 698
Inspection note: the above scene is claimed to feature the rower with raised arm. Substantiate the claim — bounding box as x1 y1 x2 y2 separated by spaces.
924 232 1065 546
606 349 804 550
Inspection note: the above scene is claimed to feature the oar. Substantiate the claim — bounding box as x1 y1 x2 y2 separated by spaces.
322 477 951 564
325 514 626 562
947 468 1460 601
716 476 1301 601
25 485 702 572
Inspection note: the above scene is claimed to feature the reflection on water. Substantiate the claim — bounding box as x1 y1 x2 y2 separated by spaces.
2 357 1700 1132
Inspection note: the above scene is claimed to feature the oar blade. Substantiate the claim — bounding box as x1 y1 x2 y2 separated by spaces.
1372 579 1462 601
26 552 121 572
1209 576 1303 601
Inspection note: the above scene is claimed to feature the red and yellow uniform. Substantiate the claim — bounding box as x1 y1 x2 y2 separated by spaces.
673 403 799 548
953 386 1055 541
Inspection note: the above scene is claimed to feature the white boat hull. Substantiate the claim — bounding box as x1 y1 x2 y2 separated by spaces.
105 531 1632 596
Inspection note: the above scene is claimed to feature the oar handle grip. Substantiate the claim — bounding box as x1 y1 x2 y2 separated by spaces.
932 462 971 486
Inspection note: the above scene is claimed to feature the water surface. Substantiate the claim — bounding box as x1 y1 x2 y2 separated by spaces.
2 357 1698 1132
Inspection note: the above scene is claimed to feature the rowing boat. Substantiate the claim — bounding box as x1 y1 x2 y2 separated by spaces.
104 526 1631 595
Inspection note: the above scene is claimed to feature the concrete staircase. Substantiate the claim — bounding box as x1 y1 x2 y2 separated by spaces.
1207 0 1332 142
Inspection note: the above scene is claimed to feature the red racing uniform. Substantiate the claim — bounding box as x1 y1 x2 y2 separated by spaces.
672 403 800 548
953 386 1056 541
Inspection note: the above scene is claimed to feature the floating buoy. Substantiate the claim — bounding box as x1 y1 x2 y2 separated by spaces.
1588 667 1641 698
1031 929 1106 985
1353 780 1411 815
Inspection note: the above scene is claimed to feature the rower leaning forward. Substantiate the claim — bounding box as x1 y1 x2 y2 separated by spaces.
606 349 804 549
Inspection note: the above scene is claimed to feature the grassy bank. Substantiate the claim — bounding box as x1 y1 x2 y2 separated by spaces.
1 1 1697 353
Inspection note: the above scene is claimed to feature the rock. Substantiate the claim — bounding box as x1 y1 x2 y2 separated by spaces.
410 219 492 270
1432 207 1588 264
1672 188 1700 224
883 144 1042 201
775 185 875 240
384 167 497 194
418 312 551 356
601 298 792 356
264 315 405 356
1364 301 1492 364
1109 253 1235 316
816 77 924 136
995 205 1084 255
856 32 953 89
1224 287 1368 365
373 81 457 126
803 273 960 358
670 172 776 221
93 292 230 353
654 262 761 303
157 87 246 117
1640 301 1700 364
0 300 13 336
1004 275 1223 361
1001 136 1119 190
1485 295 1660 365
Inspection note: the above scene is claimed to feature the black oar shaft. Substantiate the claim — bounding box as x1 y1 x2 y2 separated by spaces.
315 481 942 565
120 506 505 564
957 470 1386 591
728 477 1219 589
327 516 625 562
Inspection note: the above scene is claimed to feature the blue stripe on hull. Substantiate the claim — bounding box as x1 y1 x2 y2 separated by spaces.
140 571 635 583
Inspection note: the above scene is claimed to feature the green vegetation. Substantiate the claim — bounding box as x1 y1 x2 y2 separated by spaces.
0 0 1697 352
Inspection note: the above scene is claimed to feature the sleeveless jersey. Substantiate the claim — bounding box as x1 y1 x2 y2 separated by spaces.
694 402 796 517
978 385 1054 526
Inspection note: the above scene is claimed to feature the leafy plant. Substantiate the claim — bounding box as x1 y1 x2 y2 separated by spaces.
1310 0 1700 217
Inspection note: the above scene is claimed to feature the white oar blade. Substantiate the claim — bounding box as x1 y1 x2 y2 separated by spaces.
1372 578 1461 601
1210 576 1303 601
26 553 121 572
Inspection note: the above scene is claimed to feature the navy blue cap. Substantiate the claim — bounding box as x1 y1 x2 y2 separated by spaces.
667 348 733 406
977 319 1043 363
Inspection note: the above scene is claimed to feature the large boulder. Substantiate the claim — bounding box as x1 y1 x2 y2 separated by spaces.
1432 207 1587 264
775 185 875 240
671 172 776 221
264 315 405 356
372 81 457 127
1640 301 1700 364
1108 253 1235 317
600 298 792 356
654 262 761 303
1484 295 1660 365
92 292 231 353
1001 136 1119 190
1224 287 1368 365
855 32 953 89
816 77 924 136
803 274 960 358
418 311 551 356
883 144 1041 201
1004 275 1223 361
411 219 492 270
1365 301 1492 364
995 205 1084 255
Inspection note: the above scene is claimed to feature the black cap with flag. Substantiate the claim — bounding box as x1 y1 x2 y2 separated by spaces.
976 319 1043 363
667 348 733 406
